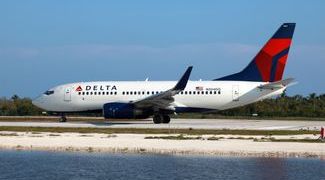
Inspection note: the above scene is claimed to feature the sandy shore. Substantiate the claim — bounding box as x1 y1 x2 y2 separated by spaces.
0 131 325 158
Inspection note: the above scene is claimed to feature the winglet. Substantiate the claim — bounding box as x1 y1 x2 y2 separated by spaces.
173 66 193 91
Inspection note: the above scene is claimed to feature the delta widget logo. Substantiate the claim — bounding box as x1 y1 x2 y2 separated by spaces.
76 86 83 91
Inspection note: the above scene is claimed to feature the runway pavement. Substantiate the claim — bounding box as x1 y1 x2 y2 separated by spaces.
0 118 324 130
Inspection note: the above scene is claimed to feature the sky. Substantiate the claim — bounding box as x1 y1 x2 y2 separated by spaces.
0 0 324 98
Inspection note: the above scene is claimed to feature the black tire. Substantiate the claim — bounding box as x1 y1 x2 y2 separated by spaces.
59 116 67 122
153 115 162 124
162 115 171 124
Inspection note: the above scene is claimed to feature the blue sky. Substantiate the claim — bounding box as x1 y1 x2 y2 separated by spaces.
0 0 324 98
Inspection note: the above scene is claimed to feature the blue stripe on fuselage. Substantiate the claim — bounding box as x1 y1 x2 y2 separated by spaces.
175 107 215 113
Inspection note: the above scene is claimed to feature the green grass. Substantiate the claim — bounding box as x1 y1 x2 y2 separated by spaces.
0 132 19 136
145 134 202 140
174 114 325 121
254 137 325 143
206 136 224 141
0 116 103 122
0 126 318 136
1 115 325 122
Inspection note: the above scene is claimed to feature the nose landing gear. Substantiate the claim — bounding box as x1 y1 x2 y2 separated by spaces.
59 114 67 122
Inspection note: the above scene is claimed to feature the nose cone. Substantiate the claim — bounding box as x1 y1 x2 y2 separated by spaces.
32 96 44 109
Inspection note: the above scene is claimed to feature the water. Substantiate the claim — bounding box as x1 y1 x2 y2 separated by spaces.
0 151 325 180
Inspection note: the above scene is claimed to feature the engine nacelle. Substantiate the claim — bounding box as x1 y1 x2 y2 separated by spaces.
103 102 149 119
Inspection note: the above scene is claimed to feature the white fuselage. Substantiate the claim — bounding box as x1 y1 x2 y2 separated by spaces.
32 80 285 113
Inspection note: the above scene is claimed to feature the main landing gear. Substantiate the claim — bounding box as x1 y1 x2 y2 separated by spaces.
59 114 67 122
153 114 171 124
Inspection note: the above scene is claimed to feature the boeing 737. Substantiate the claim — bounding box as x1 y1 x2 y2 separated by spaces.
32 23 296 123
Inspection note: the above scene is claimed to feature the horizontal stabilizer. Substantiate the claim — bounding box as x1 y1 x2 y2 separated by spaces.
258 78 296 90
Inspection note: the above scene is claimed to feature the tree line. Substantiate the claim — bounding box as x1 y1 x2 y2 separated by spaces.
218 93 325 118
0 93 324 117
0 95 43 116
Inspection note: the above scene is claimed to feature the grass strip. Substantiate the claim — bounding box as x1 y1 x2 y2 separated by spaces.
0 126 318 135
254 137 325 143
1 116 325 121
145 134 202 140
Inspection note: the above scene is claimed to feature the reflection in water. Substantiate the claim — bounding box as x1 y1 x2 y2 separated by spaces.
0 151 324 180
255 158 286 180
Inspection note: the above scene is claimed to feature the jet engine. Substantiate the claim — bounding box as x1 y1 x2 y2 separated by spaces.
103 102 150 119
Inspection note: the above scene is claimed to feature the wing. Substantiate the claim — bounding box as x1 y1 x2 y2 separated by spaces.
258 78 297 90
133 66 193 110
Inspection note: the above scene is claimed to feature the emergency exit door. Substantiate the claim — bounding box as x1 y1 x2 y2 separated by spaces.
232 85 239 101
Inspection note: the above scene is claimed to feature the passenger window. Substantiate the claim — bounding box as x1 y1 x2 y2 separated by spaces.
152 91 154 95
142 91 145 95
98 92 101 95
78 92 81 95
218 90 221 94
181 91 183 95
185 91 187 95
110 92 113 95
114 92 117 95
90 92 93 95
82 92 85 95
147 92 150 95
122 92 125 95
214 91 217 94
94 92 97 95
86 92 89 95
205 91 208 94
210 91 212 94
189 91 192 95
193 91 196 95
156 91 159 94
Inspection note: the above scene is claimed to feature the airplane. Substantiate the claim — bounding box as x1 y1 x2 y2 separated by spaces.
32 23 296 123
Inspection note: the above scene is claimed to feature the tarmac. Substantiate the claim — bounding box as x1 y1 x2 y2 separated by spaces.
0 118 324 130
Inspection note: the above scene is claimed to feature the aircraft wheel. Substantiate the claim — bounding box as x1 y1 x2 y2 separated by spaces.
162 115 170 124
153 115 162 124
59 115 67 122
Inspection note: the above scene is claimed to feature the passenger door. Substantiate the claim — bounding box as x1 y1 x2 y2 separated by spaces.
232 85 239 101
64 87 72 102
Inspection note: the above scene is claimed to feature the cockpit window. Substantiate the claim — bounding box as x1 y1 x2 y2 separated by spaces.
44 90 54 95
